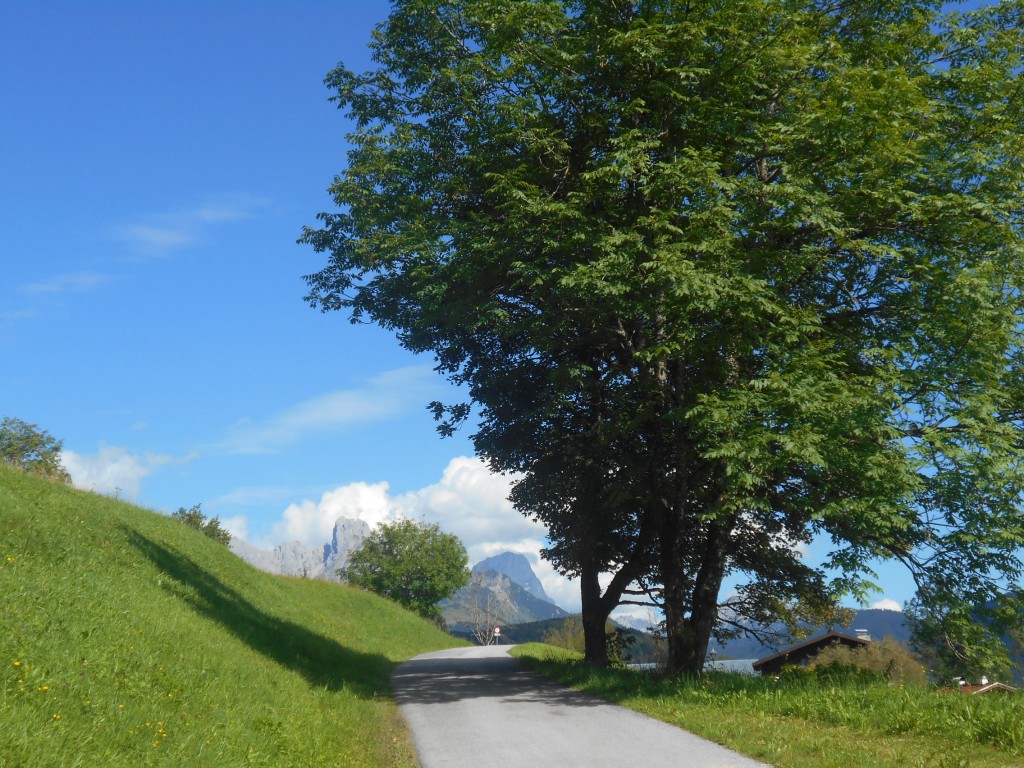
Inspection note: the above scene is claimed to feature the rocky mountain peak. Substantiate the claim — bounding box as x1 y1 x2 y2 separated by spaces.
472 551 552 603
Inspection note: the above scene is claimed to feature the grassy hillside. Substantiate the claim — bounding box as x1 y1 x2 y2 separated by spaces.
0 466 463 767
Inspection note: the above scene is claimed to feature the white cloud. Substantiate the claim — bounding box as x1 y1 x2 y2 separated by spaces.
261 456 539 549
393 456 543 549
63 444 175 499
0 308 37 330
219 515 250 542
118 224 195 253
115 195 268 257
870 598 903 612
218 366 438 454
270 481 398 548
611 605 662 632
213 485 309 508
22 272 116 295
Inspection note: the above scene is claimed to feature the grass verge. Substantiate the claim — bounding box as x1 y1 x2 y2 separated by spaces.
512 643 1023 768
1 466 464 767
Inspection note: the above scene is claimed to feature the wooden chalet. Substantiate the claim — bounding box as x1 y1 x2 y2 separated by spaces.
752 631 870 676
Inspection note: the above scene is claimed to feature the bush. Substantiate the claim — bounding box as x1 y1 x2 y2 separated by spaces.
0 416 70 484
172 504 231 546
542 616 635 667
542 616 586 654
807 637 927 685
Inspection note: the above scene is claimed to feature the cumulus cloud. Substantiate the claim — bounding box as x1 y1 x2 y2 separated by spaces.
253 455 583 611
218 366 439 454
870 598 903 612
270 481 398 548
393 457 544 551
63 444 175 499
219 515 251 542
261 457 539 549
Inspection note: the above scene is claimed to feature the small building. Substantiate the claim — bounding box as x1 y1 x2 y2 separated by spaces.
752 631 871 676
954 680 1018 695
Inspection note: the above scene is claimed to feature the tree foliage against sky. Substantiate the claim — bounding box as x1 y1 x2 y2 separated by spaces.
342 519 470 622
0 416 71 484
304 0 1024 674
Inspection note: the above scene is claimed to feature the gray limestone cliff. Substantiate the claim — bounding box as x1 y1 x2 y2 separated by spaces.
230 516 370 581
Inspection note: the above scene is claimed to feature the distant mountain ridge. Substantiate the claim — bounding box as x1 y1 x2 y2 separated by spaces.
442 551 568 632
231 529 912 661
442 569 569 629
711 608 911 659
232 530 572 633
230 516 370 581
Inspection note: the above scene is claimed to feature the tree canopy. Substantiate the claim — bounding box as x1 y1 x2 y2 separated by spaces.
342 519 470 622
0 417 71 484
304 0 1024 674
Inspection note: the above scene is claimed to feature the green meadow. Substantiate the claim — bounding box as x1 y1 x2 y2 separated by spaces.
514 644 1024 768
0 465 463 767
9 459 1024 768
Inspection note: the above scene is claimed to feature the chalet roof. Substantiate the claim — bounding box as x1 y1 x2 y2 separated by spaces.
752 631 870 672
960 682 1018 695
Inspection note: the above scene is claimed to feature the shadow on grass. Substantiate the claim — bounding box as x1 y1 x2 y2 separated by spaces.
127 529 393 698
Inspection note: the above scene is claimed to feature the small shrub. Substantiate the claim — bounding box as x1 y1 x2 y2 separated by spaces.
607 628 637 668
542 617 635 667
543 616 586 654
171 503 231 546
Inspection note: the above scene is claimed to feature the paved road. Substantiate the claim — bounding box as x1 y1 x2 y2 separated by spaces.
392 645 769 768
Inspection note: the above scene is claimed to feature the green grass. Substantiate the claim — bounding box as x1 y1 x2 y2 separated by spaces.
0 465 465 767
513 644 1024 768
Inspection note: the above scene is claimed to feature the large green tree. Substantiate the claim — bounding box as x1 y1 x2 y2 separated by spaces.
342 519 470 622
0 417 71 484
304 0 1024 674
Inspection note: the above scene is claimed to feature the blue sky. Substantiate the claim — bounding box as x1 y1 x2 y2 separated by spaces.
1 0 568 603
2 0 961 619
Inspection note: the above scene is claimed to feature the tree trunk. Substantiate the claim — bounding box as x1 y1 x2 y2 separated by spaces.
664 522 730 677
578 506 658 667
580 561 612 666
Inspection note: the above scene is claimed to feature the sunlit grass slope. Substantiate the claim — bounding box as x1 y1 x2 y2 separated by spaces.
0 465 463 767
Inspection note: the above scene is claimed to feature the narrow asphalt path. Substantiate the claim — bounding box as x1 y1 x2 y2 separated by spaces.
392 645 769 768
